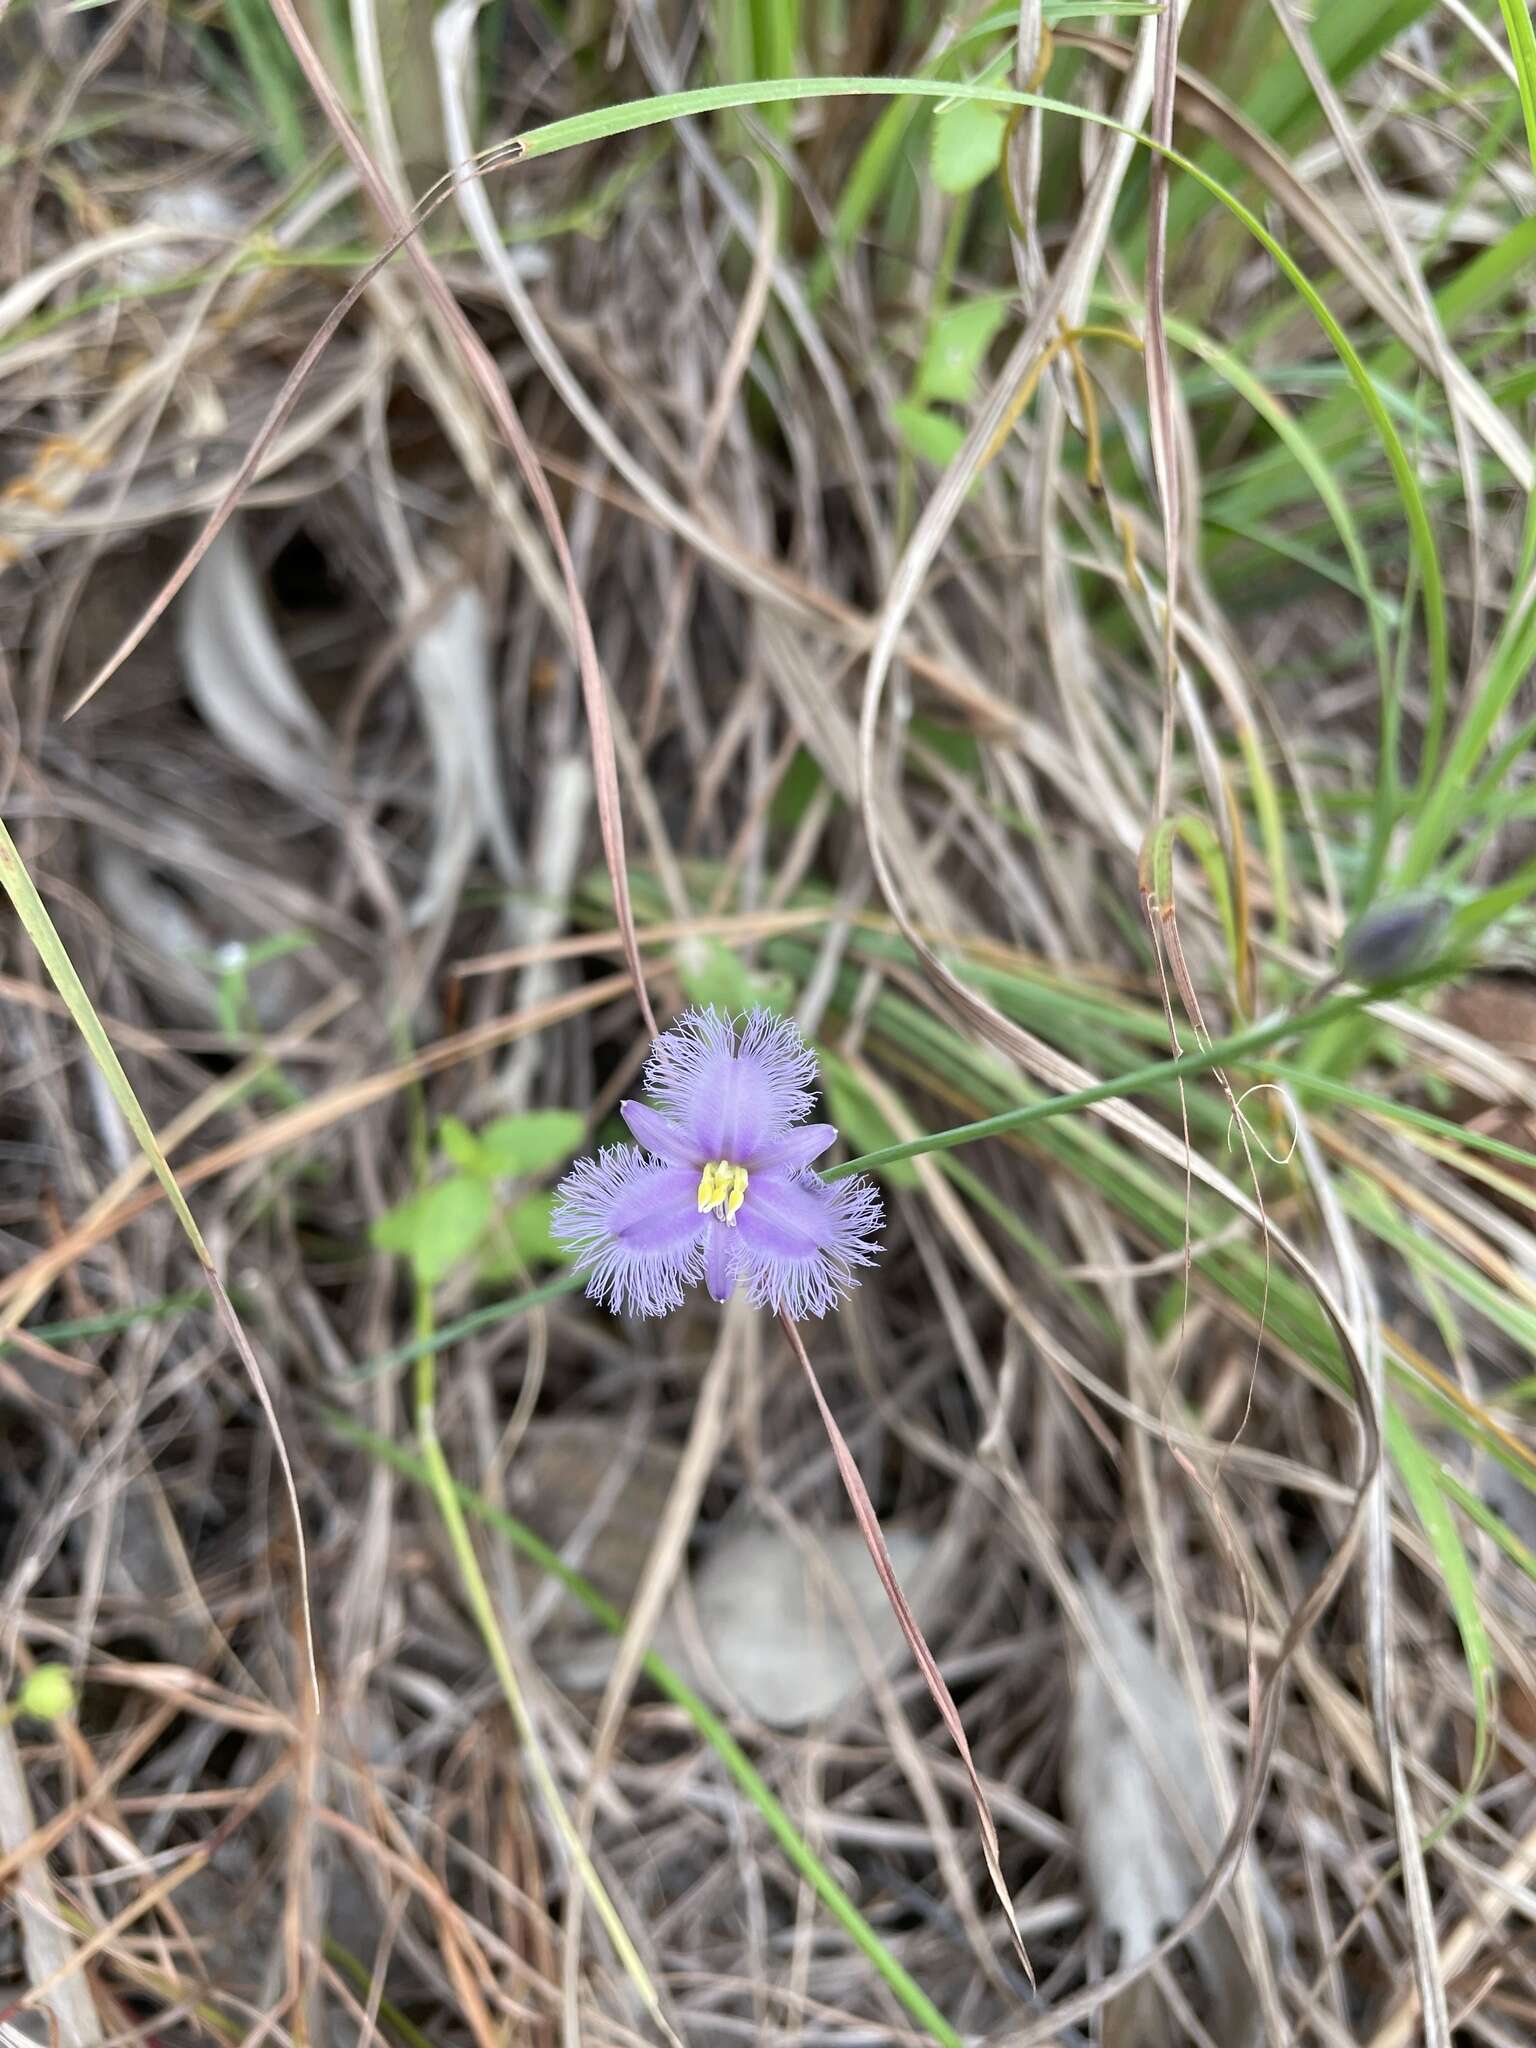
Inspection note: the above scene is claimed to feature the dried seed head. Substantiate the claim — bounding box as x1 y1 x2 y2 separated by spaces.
1339 891 1452 985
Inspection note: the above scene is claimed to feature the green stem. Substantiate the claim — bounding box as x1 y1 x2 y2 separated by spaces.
345 1272 584 1383
823 972 1439 1183
332 1414 965 2048
409 1289 670 2034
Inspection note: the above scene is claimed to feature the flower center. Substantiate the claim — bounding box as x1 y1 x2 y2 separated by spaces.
696 1158 749 1227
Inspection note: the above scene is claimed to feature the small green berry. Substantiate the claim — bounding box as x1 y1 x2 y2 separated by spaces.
17 1664 76 1723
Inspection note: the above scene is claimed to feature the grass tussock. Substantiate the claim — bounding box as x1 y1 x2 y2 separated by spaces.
3 3 1536 2045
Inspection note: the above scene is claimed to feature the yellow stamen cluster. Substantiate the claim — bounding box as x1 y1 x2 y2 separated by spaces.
697 1159 749 1226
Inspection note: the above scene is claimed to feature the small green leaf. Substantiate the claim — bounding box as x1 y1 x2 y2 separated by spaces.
476 1111 586 1178
510 1192 563 1264
891 401 966 468
931 97 1005 194
917 295 1010 404
910 717 982 775
675 939 790 1017
369 1199 421 1258
770 746 832 832
371 1176 492 1285
439 1116 487 1174
479 1194 566 1280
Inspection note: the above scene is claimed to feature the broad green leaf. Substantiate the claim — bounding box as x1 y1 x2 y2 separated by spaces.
511 1192 563 1264
930 96 1005 193
371 1175 492 1285
479 1194 565 1280
891 401 966 468
675 938 790 1017
917 295 1009 404
476 1110 586 1178
438 1115 487 1174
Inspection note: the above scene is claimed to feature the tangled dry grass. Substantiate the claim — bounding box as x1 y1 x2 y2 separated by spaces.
3 3 1536 2045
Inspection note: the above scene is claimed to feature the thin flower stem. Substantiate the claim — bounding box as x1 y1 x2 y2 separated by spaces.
780 1313 1033 1983
410 1288 674 2041
823 972 1441 1184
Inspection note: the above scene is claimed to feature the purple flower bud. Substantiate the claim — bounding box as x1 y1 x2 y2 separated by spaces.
552 1009 883 1319
1339 891 1452 985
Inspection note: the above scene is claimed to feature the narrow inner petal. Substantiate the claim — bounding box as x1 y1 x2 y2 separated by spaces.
552 1149 711 1319
604 1163 709 1254
620 1099 700 1167
746 1121 838 1173
704 1220 741 1303
733 1171 828 1263
646 1010 816 1160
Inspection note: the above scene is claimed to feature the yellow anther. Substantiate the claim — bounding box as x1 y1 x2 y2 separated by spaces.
697 1158 749 1226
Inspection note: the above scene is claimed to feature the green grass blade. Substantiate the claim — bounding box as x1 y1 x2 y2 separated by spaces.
1495 0 1536 180
4 1291 213 1354
1386 1409 1497 1804
509 77 1447 790
221 0 310 173
823 974 1438 1183
341 1271 585 1383
0 816 319 1705
1258 1065 1536 1184
331 1416 966 2048
1160 315 1394 893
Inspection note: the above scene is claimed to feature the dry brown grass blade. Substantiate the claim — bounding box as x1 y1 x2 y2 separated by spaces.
1288 1101 1452 2048
0 820 322 1715
779 1311 1035 1987
0 1697 181 1892
62 211 432 713
0 984 359 1340
264 0 655 1039
495 439 1021 734
985 1432 1379 2046
0 1719 104 2047
454 907 833 979
1365 1811 1536 2048
1058 26 1530 488
61 32 653 1043
559 1307 742 2031
0 971 633 1321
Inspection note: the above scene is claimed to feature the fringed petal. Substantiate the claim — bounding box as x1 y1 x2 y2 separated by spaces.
552 1148 706 1317
734 1169 883 1319
643 1008 818 1160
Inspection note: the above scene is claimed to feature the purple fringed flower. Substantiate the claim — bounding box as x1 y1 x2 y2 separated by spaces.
552 1008 883 1319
